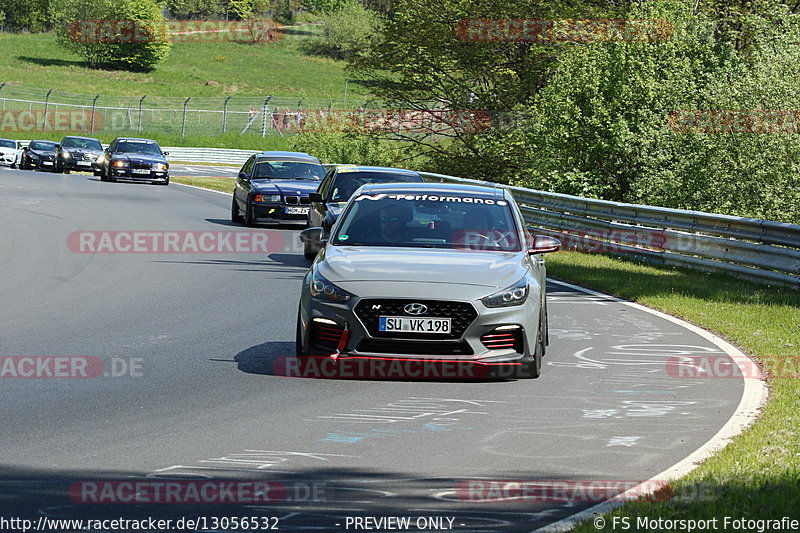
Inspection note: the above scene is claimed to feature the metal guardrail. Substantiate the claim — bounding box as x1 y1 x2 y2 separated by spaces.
163 147 258 165
419 171 800 288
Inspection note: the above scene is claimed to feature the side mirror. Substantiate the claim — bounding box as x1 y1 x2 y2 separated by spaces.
55 144 61 150
308 192 323 203
238 172 249 181
299 227 326 244
529 235 561 255
162 151 169 156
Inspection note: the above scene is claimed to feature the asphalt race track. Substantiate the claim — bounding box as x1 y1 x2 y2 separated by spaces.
0 166 746 532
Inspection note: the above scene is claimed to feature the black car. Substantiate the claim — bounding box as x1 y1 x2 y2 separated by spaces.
303 165 424 260
231 151 325 227
20 140 58 171
55 136 104 175
100 137 169 185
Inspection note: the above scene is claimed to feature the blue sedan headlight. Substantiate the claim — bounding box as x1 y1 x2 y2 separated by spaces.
482 276 530 308
309 269 353 302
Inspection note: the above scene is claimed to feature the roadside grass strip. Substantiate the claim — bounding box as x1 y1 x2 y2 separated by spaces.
171 176 235 193
543 252 799 531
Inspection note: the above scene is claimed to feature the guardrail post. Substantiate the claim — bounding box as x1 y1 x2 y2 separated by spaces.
137 95 146 134
89 94 99 133
222 96 232 134
260 96 272 137
42 89 53 132
181 97 191 137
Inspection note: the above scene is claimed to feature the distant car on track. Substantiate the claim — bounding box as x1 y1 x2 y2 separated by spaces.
100 137 170 185
303 165 424 260
297 182 561 379
55 136 104 175
0 138 22 168
20 140 58 171
231 151 325 227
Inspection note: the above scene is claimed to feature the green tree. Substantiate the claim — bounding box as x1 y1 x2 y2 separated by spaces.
54 0 172 71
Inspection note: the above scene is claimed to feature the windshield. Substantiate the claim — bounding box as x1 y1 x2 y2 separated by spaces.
331 192 522 250
29 141 57 151
114 140 163 156
252 161 324 180
0 140 16 149
330 171 421 202
62 138 102 150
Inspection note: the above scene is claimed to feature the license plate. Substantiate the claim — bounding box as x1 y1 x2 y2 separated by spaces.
379 316 451 334
43 161 53 166
285 206 309 215
77 161 91 166
132 169 150 174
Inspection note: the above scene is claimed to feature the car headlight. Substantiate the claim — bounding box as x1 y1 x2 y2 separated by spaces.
29 153 39 160
254 194 281 203
112 160 129 168
96 155 104 163
482 276 530 308
62 151 71 159
154 163 168 171
309 269 353 302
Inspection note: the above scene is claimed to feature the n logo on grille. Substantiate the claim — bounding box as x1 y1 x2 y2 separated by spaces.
404 303 428 315
371 304 382 310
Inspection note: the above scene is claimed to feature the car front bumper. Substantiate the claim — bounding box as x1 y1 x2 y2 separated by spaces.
252 202 310 224
112 168 169 181
299 283 541 366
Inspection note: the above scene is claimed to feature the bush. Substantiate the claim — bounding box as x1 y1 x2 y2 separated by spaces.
292 130 422 168
53 0 172 71
1 0 53 32
311 1 382 60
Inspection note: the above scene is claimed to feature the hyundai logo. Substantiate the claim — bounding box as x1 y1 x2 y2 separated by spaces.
404 303 428 315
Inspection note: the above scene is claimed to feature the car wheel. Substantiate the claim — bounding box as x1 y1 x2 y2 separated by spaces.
231 196 243 224
303 240 317 261
515 311 544 379
244 203 256 227
295 308 309 357
106 166 116 182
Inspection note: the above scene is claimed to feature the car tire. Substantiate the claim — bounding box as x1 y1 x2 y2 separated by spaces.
231 196 244 224
515 311 544 379
303 241 317 261
295 308 309 357
244 203 256 227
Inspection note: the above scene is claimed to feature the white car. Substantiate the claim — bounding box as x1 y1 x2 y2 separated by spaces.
0 138 22 168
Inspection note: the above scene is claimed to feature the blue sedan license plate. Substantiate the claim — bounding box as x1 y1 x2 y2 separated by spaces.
379 316 451 334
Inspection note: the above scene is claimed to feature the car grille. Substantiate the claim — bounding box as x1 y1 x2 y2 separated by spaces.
131 161 151 170
75 152 95 161
354 299 478 340
285 196 311 205
357 338 474 356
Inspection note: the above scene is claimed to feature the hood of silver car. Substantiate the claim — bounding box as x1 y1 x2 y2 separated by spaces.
319 245 529 289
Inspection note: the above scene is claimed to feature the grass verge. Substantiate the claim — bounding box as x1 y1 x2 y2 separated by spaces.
171 176 234 193
546 252 800 530
0 27 365 99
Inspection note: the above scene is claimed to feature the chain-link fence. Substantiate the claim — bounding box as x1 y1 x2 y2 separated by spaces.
0 83 373 137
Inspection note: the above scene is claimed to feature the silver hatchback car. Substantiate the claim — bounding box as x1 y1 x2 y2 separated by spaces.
297 182 560 378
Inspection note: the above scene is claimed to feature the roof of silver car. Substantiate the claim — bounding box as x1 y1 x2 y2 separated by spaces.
360 181 507 198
